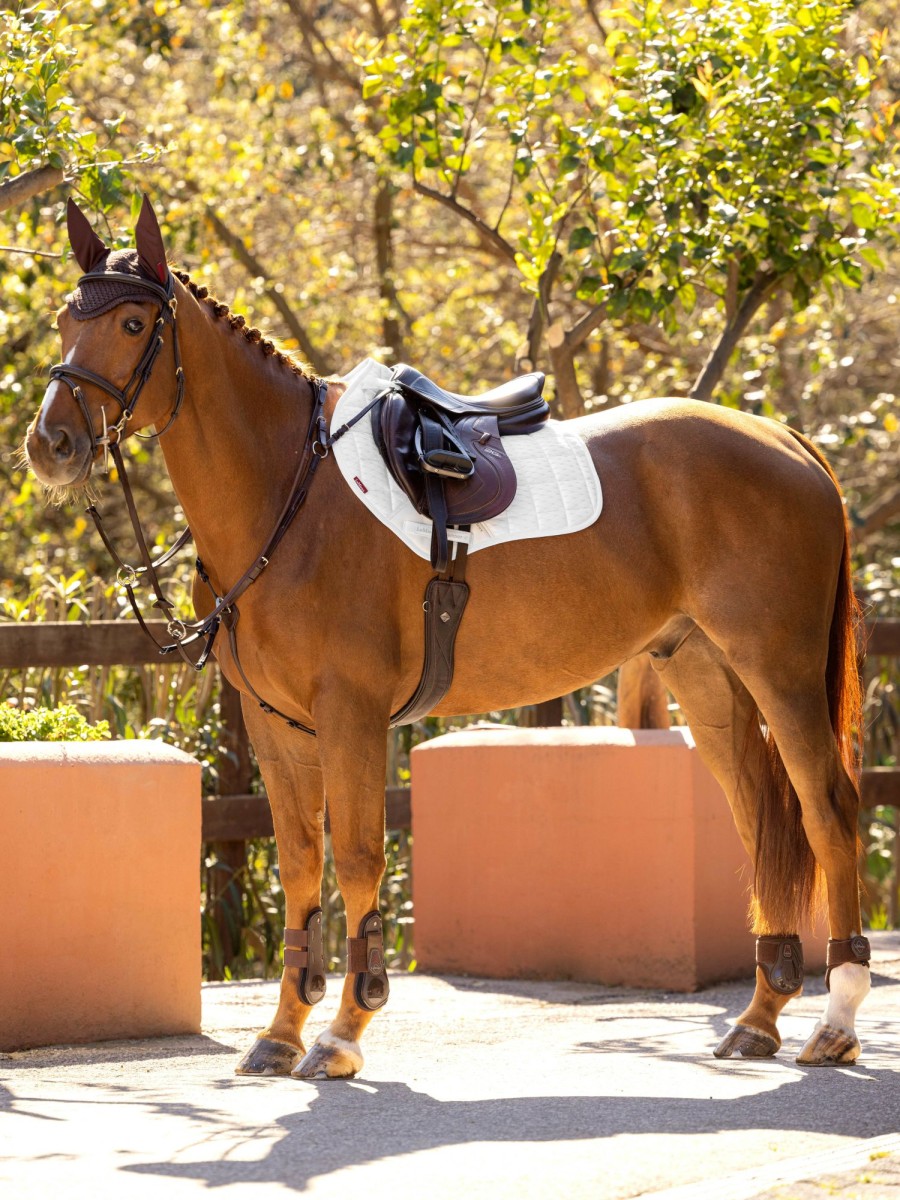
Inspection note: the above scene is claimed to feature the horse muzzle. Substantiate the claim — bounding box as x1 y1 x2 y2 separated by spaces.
25 406 94 488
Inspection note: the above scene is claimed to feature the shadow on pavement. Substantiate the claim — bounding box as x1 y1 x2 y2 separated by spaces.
119 1058 900 1193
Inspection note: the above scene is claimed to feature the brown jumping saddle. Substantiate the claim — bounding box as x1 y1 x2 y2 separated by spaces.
371 364 549 572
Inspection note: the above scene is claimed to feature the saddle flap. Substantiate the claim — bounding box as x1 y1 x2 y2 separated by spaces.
373 396 516 526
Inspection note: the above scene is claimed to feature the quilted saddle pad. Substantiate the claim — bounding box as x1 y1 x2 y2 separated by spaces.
330 358 603 561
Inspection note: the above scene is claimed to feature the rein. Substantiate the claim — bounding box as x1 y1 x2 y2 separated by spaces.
48 269 329 730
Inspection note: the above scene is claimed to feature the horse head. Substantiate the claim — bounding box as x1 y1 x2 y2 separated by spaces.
26 195 182 488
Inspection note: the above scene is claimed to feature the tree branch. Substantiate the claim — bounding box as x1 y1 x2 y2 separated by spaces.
0 164 64 215
199 200 335 376
856 482 900 541
411 179 517 263
283 0 360 93
0 244 61 258
567 303 608 351
584 0 609 38
689 271 781 403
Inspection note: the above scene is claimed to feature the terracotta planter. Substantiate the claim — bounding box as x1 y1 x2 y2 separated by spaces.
412 728 825 991
0 741 201 1050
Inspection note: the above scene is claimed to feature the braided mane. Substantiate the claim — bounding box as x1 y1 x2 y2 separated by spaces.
172 269 315 380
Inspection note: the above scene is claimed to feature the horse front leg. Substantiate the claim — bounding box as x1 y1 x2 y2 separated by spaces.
235 699 326 1076
294 690 390 1080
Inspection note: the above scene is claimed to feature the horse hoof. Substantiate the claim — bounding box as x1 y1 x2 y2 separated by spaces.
292 1031 364 1080
235 1036 305 1077
714 1023 780 1059
796 1022 861 1066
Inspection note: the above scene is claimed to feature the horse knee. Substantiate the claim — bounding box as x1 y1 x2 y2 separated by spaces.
333 844 386 895
278 839 324 892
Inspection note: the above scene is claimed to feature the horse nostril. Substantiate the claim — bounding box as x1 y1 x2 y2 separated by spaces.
50 427 73 461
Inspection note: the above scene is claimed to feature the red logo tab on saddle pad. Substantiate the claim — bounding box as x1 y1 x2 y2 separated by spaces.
354 476 368 494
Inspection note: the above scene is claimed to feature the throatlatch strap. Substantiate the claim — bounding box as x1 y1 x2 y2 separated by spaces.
825 935 870 991
283 908 326 1005
755 935 803 995
347 910 389 1012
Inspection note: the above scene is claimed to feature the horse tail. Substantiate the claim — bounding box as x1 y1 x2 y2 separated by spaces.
751 427 863 934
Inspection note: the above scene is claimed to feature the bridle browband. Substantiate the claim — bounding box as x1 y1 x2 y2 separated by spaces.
47 267 329 735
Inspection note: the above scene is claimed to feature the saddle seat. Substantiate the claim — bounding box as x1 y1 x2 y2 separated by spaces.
391 364 548 426
372 363 550 572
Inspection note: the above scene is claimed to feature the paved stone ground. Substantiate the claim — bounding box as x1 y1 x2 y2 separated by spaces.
2 933 898 1199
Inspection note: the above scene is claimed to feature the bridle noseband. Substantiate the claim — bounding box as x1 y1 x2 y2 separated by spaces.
48 270 184 472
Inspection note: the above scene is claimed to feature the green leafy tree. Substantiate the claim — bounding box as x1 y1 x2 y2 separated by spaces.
372 0 899 413
0 1 152 217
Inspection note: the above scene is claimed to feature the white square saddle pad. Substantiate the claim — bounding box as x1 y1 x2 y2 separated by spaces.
330 358 603 561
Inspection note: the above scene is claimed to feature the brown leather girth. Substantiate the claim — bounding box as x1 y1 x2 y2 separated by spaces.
825 935 870 991
389 539 470 727
347 909 389 1011
283 907 327 1005
756 935 803 995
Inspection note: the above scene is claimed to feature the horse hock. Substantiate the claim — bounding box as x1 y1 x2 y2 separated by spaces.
715 936 804 1059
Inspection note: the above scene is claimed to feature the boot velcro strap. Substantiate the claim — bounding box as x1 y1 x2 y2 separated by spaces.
347 932 386 975
825 936 870 992
283 927 309 969
756 935 803 995
827 936 870 969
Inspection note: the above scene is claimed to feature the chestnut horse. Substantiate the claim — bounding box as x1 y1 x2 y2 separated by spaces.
26 198 870 1078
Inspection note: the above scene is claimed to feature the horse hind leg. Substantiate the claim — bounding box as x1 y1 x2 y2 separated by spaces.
741 672 869 1065
654 630 808 1058
234 700 326 1077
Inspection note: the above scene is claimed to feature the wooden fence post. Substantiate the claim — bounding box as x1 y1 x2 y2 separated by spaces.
206 677 255 979
533 697 564 725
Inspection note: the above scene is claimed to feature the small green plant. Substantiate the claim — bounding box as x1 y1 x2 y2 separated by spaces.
0 702 110 742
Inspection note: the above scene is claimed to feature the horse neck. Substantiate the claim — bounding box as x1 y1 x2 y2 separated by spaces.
157 286 316 590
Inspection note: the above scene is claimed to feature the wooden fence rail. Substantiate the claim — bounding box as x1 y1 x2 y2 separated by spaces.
2 617 898 843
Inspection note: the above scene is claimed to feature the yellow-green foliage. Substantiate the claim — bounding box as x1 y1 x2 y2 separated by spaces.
0 702 110 742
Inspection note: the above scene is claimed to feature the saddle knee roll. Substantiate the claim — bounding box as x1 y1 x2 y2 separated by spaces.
283 907 327 1005
756 934 804 995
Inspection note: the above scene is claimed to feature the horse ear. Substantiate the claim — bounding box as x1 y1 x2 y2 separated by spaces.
66 198 109 273
134 193 168 283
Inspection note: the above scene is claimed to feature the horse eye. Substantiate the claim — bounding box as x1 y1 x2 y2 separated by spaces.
123 317 144 335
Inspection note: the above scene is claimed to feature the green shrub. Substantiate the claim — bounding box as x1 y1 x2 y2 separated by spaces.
0 703 110 742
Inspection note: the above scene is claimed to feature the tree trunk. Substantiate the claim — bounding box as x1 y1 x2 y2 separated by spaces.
374 178 404 364
546 330 584 418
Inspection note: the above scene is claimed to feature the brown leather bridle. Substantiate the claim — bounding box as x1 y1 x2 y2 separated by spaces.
49 270 185 471
47 267 328 734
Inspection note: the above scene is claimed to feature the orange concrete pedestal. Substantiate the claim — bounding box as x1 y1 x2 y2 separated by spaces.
0 741 201 1050
412 728 825 991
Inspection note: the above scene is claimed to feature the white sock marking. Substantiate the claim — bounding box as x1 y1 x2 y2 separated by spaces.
316 1028 364 1072
821 962 870 1031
